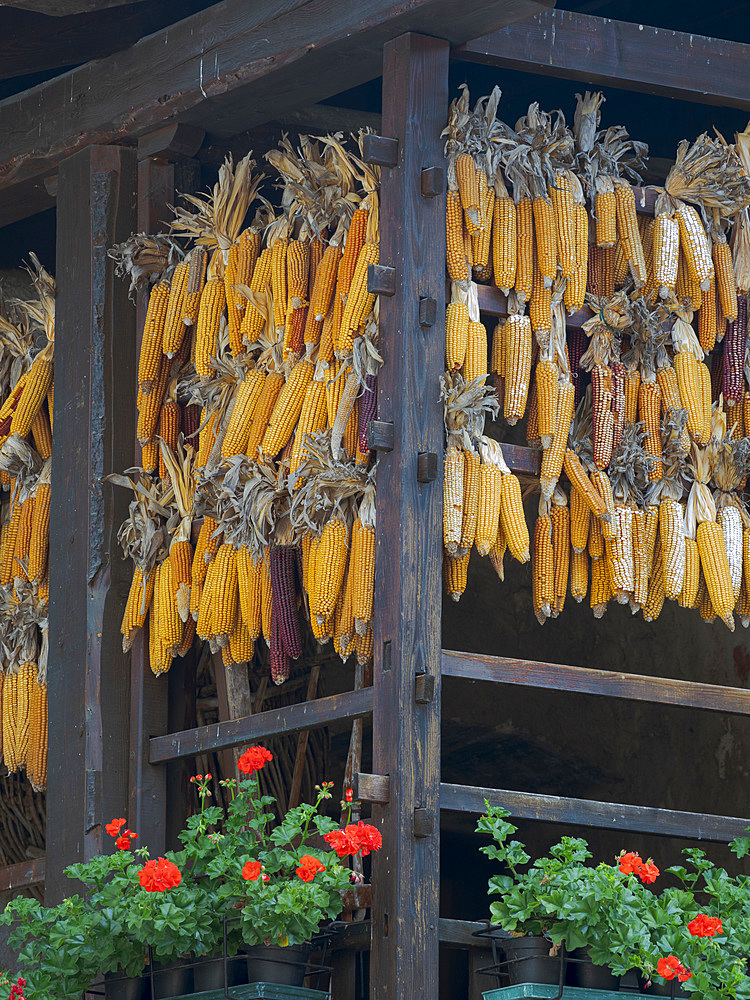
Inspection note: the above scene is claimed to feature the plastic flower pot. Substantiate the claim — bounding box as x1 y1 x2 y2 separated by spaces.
245 942 312 987
103 972 149 1000
566 947 619 990
500 936 563 986
645 980 690 998
151 959 194 999
192 955 248 991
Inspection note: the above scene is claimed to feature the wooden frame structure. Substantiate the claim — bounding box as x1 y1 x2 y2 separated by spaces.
2 3 750 997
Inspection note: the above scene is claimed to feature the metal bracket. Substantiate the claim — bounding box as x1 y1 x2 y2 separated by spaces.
367 420 394 452
361 134 399 168
417 452 438 483
367 264 397 296
420 165 445 198
413 807 436 838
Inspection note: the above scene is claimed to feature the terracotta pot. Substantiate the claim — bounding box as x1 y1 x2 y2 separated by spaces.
245 942 312 987
500 936 563 987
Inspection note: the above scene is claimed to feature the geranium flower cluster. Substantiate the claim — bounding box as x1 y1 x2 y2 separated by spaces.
105 818 138 851
138 857 182 893
657 955 692 983
618 851 660 883
8 977 25 1000
296 855 326 883
324 821 382 858
688 913 723 938
241 860 270 883
237 746 273 775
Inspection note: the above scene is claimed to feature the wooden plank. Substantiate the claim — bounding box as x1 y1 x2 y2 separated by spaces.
499 443 541 476
47 145 137 903
458 10 750 111
370 33 448 1000
440 782 750 841
354 772 391 804
149 686 374 763
0 0 552 222
8 0 149 15
127 155 174 858
0 858 46 892
442 649 750 716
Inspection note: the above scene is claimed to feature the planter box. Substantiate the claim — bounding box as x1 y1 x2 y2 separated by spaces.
166 985 328 1000
483 988 656 1000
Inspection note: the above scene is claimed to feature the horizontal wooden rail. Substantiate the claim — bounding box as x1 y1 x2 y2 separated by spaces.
457 10 750 111
440 782 750 841
442 649 750 716
497 442 541 476
149 686 373 764
0 857 45 891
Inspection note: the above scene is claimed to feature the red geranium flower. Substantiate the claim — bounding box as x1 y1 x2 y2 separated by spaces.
115 836 131 851
296 855 325 882
237 746 273 775
105 818 126 838
324 824 362 858
688 914 723 937
354 822 382 855
656 956 691 982
9 977 26 1000
638 860 660 884
138 857 182 892
618 851 643 875
242 860 262 882
345 788 353 802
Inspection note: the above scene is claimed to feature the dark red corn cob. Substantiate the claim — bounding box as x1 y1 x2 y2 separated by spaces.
269 612 291 686
357 373 377 456
287 306 307 357
722 294 747 406
182 402 202 442
567 327 587 407
270 545 302 660
711 343 724 403
611 362 626 451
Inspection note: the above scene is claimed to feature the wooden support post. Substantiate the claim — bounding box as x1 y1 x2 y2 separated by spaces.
48 145 137 903
370 32 448 1000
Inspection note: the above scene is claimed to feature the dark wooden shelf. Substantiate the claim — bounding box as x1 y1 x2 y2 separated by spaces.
442 649 750 716
440 782 749 841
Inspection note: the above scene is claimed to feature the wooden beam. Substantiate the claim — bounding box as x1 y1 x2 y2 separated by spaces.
7 0 149 15
0 858 46 892
47 145 137 903
370 33 448 1000
149 686 374 763
440 782 750 841
0 0 552 222
457 9 750 111
442 649 750 716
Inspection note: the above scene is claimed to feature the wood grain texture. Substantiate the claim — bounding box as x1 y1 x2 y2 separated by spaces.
440 782 750 841
0 0 552 220
370 33 448 1000
48 145 137 903
458 9 750 111
442 649 750 716
149 686 374 763
7 0 149 15
0 858 46 892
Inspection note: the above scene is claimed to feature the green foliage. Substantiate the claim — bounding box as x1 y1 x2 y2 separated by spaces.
477 805 750 996
2 767 371 1000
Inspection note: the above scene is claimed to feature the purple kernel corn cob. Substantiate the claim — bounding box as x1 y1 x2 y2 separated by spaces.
270 545 302 660
357 373 377 457
722 294 747 405
269 612 291 686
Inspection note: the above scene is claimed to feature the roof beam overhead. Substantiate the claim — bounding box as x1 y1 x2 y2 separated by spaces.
457 8 750 111
0 0 553 208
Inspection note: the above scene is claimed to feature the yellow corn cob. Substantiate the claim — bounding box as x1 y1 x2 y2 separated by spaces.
463 320 488 385
532 195 557 289
236 546 262 640
290 379 329 475
615 183 647 287
271 238 289 333
591 469 616 542
659 497 685 601
446 191 470 283
195 277 226 380
550 171 576 279
642 545 665 622
460 448 480 553
697 520 735 630
312 519 349 622
713 239 738 321
245 370 286 459
221 370 266 457
588 511 604 561
210 543 239 641
162 260 190 358
632 508 648 607
595 189 617 248
533 511 554 623
443 549 470 602
679 537 700 609
183 247 208 326
550 500 570 616
12 354 54 439
570 547 588 602
138 281 170 393
536 360 558 450
456 154 481 232
338 209 369 300
287 239 310 309
489 522 507 581
530 245 552 334
503 314 532 425
526 379 539 445
261 359 314 456
30 405 52 460
674 352 709 445
475 456 502 557
338 242 379 354
652 213 679 295
28 482 50 583
472 184 495 279
698 278 717 353
676 203 714 291
260 549 272 643
540 379 575 499
351 518 375 635
446 302 470 372
492 195 517 292
515 197 534 302
570 486 591 554
610 505 634 603
499 473 530 563
563 450 608 522
564 204 588 313
229 618 254 665
638 380 663 480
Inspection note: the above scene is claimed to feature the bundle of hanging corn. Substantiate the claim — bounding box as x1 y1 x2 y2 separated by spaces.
0 257 54 789
111 132 382 683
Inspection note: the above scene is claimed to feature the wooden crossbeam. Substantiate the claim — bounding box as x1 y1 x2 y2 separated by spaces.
457 9 750 111
149 686 374 764
0 857 46 892
442 649 750 716
440 782 750 841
